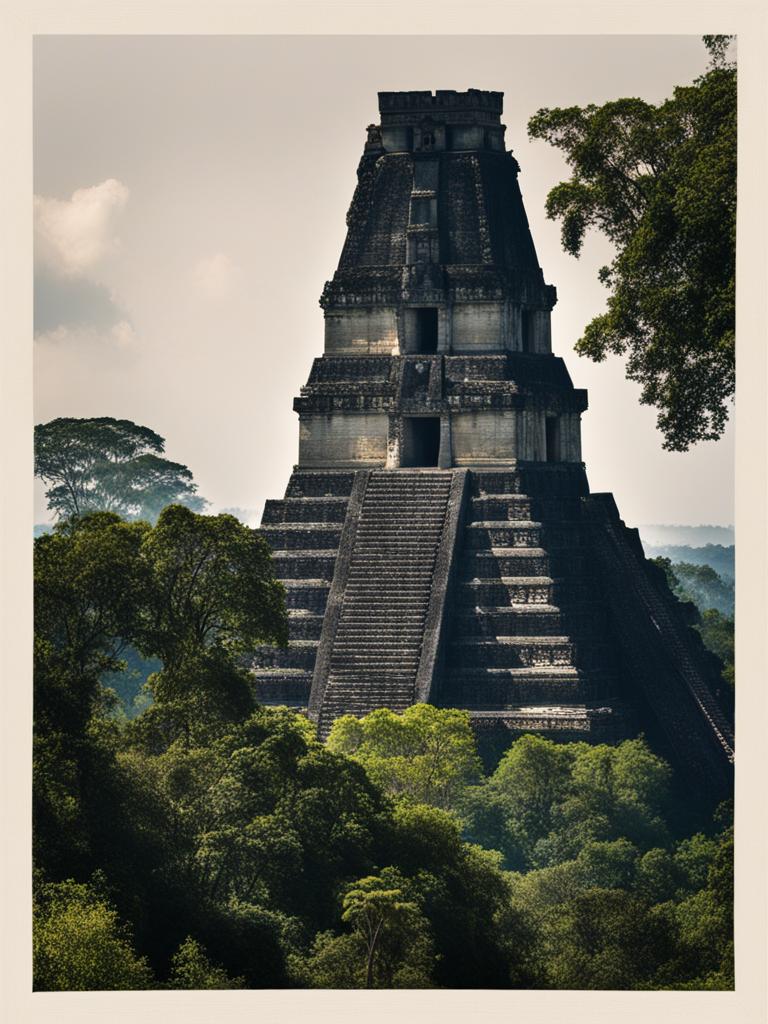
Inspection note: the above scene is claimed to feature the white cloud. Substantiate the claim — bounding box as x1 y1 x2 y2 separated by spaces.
35 318 136 353
34 178 129 278
34 319 141 438
193 252 242 300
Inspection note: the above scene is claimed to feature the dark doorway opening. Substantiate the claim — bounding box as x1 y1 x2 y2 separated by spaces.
402 417 441 467
415 308 439 354
545 416 560 462
521 309 533 353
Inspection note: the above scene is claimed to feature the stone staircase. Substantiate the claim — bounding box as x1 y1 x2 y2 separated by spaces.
315 470 454 736
249 471 356 709
439 467 630 740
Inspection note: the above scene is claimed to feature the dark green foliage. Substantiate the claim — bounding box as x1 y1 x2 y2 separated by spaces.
652 557 734 688
101 645 159 718
327 704 482 809
35 416 206 522
33 879 155 991
527 39 735 450
654 557 734 617
644 543 734 582
33 506 288 895
138 504 288 670
310 868 437 988
385 803 533 988
33 513 150 876
166 937 245 989
505 820 732 989
540 888 676 989
461 734 672 871
696 609 734 689
33 508 732 991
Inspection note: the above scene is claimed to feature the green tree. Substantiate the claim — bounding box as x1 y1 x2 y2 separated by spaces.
33 506 288 882
119 707 392 934
138 505 287 670
544 889 675 989
654 558 734 617
33 513 150 875
651 558 734 688
528 37 735 450
35 416 206 522
659 827 734 989
327 704 482 810
696 609 734 689
167 937 244 989
550 738 672 860
388 803 533 988
126 507 288 749
132 505 288 745
339 868 436 988
462 736 671 871
34 879 155 991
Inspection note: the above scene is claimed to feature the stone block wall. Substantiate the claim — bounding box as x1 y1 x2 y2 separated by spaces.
298 413 388 467
451 409 517 465
324 308 399 354
451 303 505 351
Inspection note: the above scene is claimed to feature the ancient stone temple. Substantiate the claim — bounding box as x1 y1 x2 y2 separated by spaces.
251 89 733 798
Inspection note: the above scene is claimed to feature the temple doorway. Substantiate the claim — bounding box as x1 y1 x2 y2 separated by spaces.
401 417 441 467
546 416 561 462
414 308 438 353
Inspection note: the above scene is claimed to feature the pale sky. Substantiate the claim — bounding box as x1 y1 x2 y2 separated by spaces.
33 34 734 527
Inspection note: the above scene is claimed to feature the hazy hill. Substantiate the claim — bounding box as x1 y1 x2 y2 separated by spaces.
638 524 734 548
642 543 734 582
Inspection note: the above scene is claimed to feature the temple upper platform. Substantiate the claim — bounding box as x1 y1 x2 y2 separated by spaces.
295 89 583 471
322 89 555 359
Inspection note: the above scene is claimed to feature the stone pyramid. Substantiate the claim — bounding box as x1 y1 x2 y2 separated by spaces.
250 89 733 798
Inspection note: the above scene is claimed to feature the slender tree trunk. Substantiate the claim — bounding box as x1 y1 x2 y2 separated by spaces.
366 920 383 989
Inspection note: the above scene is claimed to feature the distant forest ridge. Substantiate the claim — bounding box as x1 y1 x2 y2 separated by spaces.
642 543 734 582
638 524 734 547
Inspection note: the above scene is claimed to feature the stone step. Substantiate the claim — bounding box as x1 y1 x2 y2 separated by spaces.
314 468 457 730
282 580 330 613
341 585 432 593
285 471 356 498
459 577 595 606
469 466 589 500
449 637 576 669
454 605 567 637
336 622 427 631
350 551 440 560
463 703 628 739
365 485 451 493
357 517 446 525
272 551 339 580
250 641 319 671
260 524 342 550
442 667 612 707
330 660 422 671
365 484 452 492
465 522 584 550
287 612 325 640
338 603 428 612
262 497 349 524
250 668 312 707
462 548 588 577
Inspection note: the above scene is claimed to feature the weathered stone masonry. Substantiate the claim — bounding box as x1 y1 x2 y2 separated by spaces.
251 89 733 799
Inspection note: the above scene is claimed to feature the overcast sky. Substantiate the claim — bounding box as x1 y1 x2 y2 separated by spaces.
33 34 734 527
